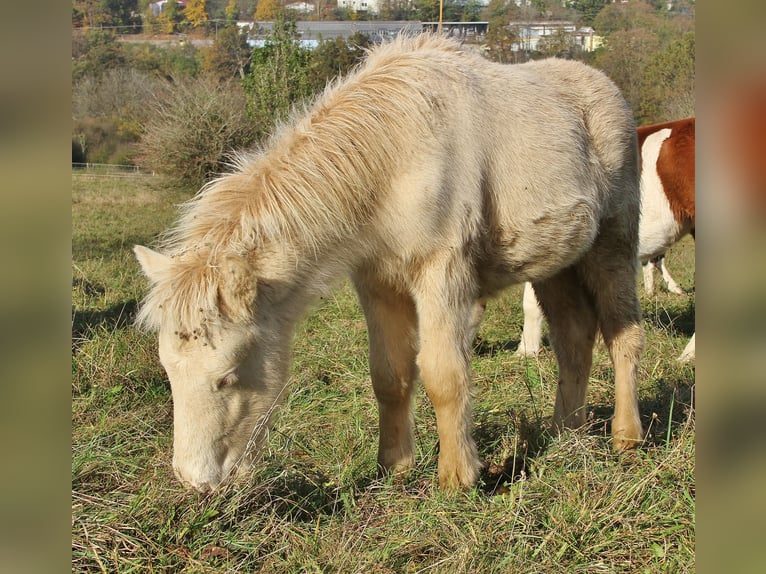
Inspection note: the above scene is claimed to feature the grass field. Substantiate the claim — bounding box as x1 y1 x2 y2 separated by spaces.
72 171 695 572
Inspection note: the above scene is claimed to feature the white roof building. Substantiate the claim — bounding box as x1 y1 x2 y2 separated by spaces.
337 0 381 14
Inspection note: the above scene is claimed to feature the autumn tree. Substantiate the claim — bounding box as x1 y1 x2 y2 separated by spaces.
255 0 282 20
72 29 127 80
225 0 239 21
592 1 694 123
184 0 209 29
592 0 659 35
536 28 579 59
73 0 139 28
157 0 182 34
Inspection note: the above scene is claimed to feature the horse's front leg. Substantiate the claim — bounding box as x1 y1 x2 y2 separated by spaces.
354 273 419 476
414 271 481 490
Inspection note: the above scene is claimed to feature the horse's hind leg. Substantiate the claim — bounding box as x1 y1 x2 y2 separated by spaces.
642 258 657 296
354 272 419 476
533 268 598 432
659 255 684 294
581 233 645 450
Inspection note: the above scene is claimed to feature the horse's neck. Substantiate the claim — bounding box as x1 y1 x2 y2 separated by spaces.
255 239 360 320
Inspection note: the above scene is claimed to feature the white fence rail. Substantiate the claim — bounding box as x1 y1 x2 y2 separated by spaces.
72 163 155 178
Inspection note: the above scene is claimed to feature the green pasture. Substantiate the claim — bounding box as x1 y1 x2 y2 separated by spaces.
72 171 695 572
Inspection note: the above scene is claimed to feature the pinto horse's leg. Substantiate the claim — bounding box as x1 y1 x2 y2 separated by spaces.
413 265 481 490
354 273 419 476
642 258 657 297
678 332 695 363
516 281 545 357
659 255 685 294
533 268 598 432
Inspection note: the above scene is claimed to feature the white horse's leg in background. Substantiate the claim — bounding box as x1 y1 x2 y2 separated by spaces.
516 281 544 357
678 332 695 363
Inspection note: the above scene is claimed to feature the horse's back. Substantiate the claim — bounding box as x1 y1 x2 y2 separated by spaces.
346 38 639 290
468 57 639 288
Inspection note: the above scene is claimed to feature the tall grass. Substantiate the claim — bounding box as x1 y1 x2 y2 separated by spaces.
72 172 695 572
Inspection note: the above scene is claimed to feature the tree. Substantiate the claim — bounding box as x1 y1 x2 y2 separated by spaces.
567 0 608 26
593 28 660 119
72 29 127 80
225 0 239 21
158 0 182 34
103 0 141 27
461 0 483 22
308 33 371 92
378 0 414 20
255 0 282 20
530 0 572 19
414 0 439 21
482 0 522 63
640 31 695 123
593 1 658 35
242 13 313 138
184 0 209 29
203 24 252 80
72 0 110 28
536 28 579 59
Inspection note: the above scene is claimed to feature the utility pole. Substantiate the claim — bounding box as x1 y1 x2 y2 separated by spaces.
438 0 444 34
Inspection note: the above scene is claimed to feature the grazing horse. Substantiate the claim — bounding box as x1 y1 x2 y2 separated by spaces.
134 35 644 493
517 118 696 363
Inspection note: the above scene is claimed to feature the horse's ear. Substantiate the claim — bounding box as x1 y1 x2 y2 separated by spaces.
217 255 257 323
134 245 172 284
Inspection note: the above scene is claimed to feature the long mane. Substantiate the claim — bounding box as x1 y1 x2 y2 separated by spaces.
136 34 465 332
160 34 462 257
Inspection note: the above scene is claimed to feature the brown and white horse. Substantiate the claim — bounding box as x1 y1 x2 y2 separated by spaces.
518 118 695 362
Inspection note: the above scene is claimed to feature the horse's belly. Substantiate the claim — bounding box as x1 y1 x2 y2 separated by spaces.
477 202 600 294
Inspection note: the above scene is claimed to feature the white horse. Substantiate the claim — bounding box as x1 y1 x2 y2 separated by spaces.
134 35 644 493
517 118 696 362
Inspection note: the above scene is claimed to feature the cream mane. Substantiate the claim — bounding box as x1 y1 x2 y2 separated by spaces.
136 34 466 332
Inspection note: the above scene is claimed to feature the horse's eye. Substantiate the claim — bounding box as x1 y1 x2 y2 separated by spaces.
216 373 238 390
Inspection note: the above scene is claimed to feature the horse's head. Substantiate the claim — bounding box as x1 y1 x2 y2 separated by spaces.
134 245 290 492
